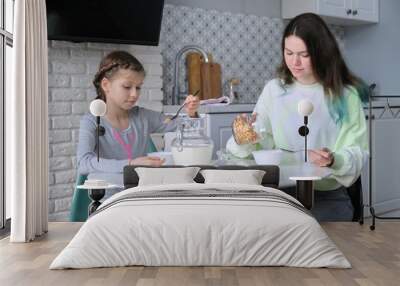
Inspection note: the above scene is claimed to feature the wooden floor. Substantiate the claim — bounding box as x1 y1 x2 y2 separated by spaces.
1 222 400 286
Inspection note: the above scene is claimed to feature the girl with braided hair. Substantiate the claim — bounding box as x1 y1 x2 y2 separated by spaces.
77 50 199 178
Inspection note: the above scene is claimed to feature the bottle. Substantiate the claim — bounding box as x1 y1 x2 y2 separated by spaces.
171 117 214 165
228 78 240 103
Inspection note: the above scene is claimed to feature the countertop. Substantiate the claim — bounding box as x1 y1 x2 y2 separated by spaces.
163 98 400 115
163 104 255 114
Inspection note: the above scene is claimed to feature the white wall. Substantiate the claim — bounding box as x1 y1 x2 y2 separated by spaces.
345 0 400 95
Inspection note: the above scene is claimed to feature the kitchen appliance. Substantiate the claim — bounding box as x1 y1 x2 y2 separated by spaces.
171 117 214 165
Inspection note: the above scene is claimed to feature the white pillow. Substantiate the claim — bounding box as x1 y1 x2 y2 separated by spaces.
200 169 266 185
135 167 201 186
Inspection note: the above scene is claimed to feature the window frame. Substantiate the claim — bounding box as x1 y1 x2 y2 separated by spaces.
1 0 13 231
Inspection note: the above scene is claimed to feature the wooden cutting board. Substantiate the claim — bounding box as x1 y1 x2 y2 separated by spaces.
186 52 222 100
186 52 203 99
201 59 222 100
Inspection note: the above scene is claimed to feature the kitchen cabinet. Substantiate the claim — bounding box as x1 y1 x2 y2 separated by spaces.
282 0 379 25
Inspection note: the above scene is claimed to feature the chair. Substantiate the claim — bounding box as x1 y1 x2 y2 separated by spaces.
69 174 90 222
69 138 158 222
346 176 363 223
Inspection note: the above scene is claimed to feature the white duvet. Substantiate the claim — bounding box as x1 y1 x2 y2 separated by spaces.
50 183 350 269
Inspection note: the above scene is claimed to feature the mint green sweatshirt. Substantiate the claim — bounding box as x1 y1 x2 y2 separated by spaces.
226 79 368 190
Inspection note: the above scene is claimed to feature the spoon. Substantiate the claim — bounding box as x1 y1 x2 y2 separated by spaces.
164 90 200 123
279 147 304 153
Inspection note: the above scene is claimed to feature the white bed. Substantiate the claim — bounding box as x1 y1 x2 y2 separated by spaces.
50 183 350 269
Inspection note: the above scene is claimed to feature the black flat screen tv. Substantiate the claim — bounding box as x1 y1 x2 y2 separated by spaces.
46 0 165 46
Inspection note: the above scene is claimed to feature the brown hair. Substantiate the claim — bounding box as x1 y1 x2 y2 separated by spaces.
93 50 145 101
276 13 368 123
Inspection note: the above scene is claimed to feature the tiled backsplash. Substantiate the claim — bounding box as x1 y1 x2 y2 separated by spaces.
160 4 345 104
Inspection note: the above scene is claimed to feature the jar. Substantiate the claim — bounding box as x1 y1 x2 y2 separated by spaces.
171 117 214 165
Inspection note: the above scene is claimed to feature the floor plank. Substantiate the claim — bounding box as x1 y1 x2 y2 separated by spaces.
0 221 399 286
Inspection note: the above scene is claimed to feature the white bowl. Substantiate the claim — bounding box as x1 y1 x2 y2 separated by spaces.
252 149 283 165
147 151 174 165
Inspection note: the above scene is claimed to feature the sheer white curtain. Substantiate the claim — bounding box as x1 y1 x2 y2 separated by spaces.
7 0 49 242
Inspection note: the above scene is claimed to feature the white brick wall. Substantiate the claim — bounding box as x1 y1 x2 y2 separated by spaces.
48 40 164 221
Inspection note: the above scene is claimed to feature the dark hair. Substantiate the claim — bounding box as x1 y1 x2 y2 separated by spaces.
277 13 368 123
93 50 145 101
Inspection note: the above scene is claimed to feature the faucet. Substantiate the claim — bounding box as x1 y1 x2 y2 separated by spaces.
172 45 209 105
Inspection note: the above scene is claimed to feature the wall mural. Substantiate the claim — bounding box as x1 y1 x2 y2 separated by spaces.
159 4 344 104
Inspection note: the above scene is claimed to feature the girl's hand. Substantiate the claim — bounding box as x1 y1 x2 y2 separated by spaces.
184 94 200 117
129 156 165 167
308 147 334 167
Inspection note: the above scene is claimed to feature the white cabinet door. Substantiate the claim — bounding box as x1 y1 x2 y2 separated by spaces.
282 0 379 25
318 0 351 19
351 0 379 23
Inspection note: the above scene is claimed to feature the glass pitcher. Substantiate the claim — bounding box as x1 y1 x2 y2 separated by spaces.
171 117 214 165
